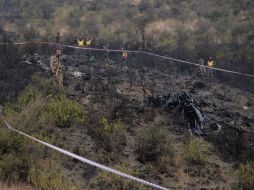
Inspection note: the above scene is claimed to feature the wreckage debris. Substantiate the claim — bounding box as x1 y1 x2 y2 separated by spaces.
146 92 219 136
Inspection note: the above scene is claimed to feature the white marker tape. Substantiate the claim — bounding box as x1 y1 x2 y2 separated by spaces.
0 114 170 190
0 41 253 78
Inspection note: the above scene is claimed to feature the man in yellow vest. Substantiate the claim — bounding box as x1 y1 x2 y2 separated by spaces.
86 36 92 47
121 48 128 62
85 36 92 58
50 50 63 86
77 36 85 47
207 57 215 78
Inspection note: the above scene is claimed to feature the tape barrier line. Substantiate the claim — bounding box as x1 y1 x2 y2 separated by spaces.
0 114 170 190
0 41 254 78
142 51 254 78
0 41 33 45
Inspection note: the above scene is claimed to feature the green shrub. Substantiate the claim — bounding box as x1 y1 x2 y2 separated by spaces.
67 9 82 27
95 165 144 190
28 159 78 190
136 125 174 163
0 129 29 183
236 162 254 189
184 137 210 164
21 26 38 41
97 117 125 152
30 75 57 96
44 94 86 128
38 0 55 20
18 86 39 107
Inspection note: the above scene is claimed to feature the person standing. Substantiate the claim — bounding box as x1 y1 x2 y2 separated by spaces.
85 36 92 47
55 32 61 44
77 36 85 47
50 50 63 86
122 48 128 60
199 58 206 76
85 36 92 58
103 45 109 63
207 57 215 78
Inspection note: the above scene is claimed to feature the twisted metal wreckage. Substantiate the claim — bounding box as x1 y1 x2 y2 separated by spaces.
146 92 220 136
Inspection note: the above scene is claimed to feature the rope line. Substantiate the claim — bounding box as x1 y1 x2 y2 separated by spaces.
0 114 170 190
0 41 254 78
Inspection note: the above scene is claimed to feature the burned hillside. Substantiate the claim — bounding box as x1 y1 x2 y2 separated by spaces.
0 41 253 190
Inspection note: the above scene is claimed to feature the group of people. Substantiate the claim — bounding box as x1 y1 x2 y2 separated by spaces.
199 57 215 78
50 32 129 86
50 32 216 87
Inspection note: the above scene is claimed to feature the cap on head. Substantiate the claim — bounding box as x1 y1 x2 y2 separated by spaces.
56 50 61 55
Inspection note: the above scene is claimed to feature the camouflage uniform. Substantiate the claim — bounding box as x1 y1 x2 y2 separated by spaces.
50 51 63 86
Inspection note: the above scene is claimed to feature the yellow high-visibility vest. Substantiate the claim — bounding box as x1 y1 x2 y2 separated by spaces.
208 60 214 67
122 51 128 59
77 39 84 47
86 40 92 46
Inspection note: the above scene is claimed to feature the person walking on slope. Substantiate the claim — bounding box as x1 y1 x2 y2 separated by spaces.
207 57 215 78
50 50 63 86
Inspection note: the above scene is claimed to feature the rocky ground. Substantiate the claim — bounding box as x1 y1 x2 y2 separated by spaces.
0 52 253 190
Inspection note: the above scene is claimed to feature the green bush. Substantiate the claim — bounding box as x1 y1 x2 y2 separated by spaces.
21 26 38 41
0 128 29 183
97 117 125 152
30 75 57 96
136 125 174 163
38 0 55 20
236 162 254 189
44 94 86 128
67 9 82 27
28 159 78 190
18 86 39 107
184 137 209 164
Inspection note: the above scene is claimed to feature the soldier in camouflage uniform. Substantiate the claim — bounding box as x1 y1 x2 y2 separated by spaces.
50 50 63 86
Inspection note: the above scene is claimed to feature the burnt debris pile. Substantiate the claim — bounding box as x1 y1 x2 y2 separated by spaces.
146 92 219 136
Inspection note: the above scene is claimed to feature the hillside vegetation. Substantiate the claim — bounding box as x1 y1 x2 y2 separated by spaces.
0 1 254 190
0 0 254 75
